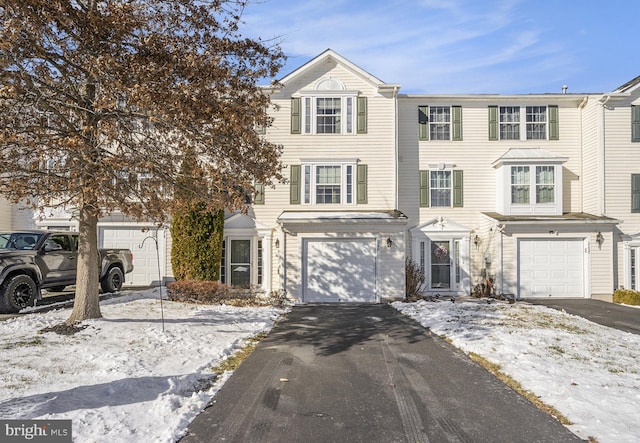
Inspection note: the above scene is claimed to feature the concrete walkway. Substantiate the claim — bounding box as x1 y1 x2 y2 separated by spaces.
181 304 582 443
525 298 640 335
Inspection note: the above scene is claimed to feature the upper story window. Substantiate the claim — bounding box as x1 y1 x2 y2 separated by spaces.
291 77 367 135
510 166 555 204
632 174 640 213
419 165 464 208
418 105 462 141
303 162 354 204
430 107 451 140
500 106 547 140
430 170 452 206
304 96 355 134
289 161 368 206
493 148 566 216
632 105 640 142
489 105 559 141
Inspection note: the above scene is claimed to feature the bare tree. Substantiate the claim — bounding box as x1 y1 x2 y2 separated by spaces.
0 0 285 324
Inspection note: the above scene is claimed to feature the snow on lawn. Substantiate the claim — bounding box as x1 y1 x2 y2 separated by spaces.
393 299 640 443
0 289 286 442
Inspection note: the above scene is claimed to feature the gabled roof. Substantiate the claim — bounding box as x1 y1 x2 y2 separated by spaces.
613 75 640 94
277 49 400 92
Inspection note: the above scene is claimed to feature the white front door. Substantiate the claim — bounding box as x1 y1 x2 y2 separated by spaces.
518 239 584 298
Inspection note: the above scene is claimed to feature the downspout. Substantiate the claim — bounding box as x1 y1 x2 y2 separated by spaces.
393 85 400 211
598 95 610 216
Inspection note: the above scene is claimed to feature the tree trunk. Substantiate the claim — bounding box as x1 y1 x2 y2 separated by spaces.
66 203 102 324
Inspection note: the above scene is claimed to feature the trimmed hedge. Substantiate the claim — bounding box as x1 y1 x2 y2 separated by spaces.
166 280 273 307
613 289 640 306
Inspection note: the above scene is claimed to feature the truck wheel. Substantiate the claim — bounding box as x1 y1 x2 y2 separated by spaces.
100 267 124 293
0 275 37 314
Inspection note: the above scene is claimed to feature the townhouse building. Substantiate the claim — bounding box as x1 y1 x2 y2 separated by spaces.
3 49 639 302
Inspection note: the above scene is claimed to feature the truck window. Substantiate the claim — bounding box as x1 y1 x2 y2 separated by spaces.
49 234 73 252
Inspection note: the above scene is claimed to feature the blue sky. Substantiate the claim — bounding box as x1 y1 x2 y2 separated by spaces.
243 0 639 94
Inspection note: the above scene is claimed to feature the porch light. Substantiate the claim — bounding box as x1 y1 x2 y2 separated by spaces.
275 238 280 249
473 234 480 249
386 237 393 248
595 232 604 247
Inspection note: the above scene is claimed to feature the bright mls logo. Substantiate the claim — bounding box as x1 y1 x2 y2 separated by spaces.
0 420 71 442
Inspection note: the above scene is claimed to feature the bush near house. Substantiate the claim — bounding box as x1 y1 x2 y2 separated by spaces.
405 258 425 301
613 289 640 306
165 280 288 307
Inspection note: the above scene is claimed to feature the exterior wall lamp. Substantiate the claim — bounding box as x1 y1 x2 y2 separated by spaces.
275 238 280 249
386 237 393 248
595 232 604 247
473 234 480 250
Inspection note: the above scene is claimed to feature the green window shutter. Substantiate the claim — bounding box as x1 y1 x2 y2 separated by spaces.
488 106 498 141
253 183 265 205
418 106 429 141
632 174 640 212
548 105 559 140
290 165 301 204
419 170 429 207
632 106 640 142
452 106 462 141
356 164 368 204
291 97 301 134
453 170 463 207
357 97 368 134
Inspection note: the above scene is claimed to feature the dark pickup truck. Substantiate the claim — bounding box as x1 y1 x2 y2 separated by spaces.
0 230 134 313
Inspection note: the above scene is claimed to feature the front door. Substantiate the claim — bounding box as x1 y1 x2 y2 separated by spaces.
229 239 251 287
423 239 462 292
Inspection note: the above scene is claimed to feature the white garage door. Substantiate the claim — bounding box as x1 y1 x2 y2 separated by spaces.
303 238 376 303
519 239 584 298
100 227 161 287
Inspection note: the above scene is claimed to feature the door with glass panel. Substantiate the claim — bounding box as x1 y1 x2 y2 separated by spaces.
229 239 251 287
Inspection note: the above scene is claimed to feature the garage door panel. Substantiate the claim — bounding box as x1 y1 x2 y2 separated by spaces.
304 239 376 303
519 239 584 298
100 228 159 287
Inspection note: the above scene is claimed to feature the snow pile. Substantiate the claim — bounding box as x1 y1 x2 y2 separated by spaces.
0 290 285 442
393 299 640 443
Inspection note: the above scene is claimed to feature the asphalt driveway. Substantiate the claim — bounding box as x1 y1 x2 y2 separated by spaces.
181 304 582 443
524 298 640 335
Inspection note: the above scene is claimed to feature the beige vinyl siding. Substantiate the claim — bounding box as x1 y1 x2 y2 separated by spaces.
591 231 615 298
254 81 396 227
604 101 640 231
599 94 640 290
580 100 601 215
0 198 14 230
398 96 585 231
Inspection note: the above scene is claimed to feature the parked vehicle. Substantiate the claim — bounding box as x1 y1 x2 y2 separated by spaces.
0 230 134 313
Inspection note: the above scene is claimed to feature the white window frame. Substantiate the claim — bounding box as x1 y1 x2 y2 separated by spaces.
624 240 640 291
430 169 452 207
499 106 548 140
301 94 357 135
429 106 451 141
301 161 356 205
510 165 556 205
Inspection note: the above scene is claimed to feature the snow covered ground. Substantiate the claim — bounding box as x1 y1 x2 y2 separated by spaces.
393 299 640 443
0 289 285 442
0 290 638 443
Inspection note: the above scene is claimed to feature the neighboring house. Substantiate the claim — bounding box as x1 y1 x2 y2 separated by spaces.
7 49 640 302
